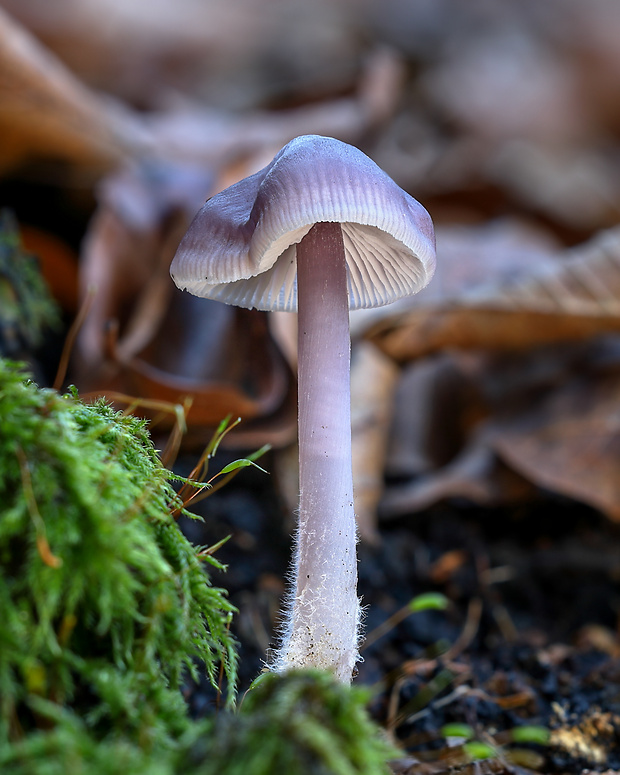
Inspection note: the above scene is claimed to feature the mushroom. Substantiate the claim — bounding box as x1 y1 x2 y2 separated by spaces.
170 135 436 682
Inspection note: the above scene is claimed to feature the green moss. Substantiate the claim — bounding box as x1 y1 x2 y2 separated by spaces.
0 359 237 751
179 671 398 775
0 671 397 775
0 713 173 775
0 211 60 354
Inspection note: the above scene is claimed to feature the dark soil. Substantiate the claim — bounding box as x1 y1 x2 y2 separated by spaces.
178 449 620 774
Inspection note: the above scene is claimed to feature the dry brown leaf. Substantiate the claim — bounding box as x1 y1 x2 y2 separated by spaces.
487 141 620 229
0 2 399 182
74 167 296 448
370 226 620 362
386 353 486 480
492 368 620 522
381 337 620 522
422 27 588 146
465 227 620 317
381 430 535 519
352 218 560 338
374 307 620 364
1 0 366 109
20 225 79 314
0 6 148 174
380 352 534 520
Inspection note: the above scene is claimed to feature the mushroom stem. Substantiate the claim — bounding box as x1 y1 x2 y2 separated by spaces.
275 221 361 682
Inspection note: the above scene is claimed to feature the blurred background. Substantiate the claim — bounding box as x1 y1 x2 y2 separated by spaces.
2 0 620 768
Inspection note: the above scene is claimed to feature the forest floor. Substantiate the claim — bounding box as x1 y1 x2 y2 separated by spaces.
4 4 620 771
179 453 620 774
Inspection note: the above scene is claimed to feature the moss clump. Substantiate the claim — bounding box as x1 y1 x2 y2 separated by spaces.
0 211 60 355
0 716 174 775
179 671 398 775
0 671 397 775
0 359 237 752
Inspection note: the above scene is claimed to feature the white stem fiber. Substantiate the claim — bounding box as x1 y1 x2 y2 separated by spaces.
272 221 361 683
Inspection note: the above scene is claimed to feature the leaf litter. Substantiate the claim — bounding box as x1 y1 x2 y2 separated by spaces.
2 1 620 772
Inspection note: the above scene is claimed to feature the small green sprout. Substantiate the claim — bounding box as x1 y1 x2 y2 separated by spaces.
463 741 497 761
440 723 474 740
438 722 550 767
409 592 450 613
510 725 551 745
172 415 270 516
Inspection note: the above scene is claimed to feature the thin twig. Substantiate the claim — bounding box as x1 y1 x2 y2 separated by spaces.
53 285 96 392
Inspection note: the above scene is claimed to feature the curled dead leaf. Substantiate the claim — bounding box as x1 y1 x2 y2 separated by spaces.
370 226 620 361
0 6 148 175
74 168 296 449
492 368 620 522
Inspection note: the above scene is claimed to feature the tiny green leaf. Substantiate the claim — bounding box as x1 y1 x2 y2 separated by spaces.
247 671 271 693
408 592 449 612
218 458 269 476
464 741 496 760
246 443 272 462
209 415 240 458
510 725 550 745
441 723 474 740
196 535 232 556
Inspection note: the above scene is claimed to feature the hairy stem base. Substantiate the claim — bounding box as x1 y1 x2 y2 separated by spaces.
273 221 360 683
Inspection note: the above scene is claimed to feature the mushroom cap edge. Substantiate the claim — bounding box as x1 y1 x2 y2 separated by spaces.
170 135 436 312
